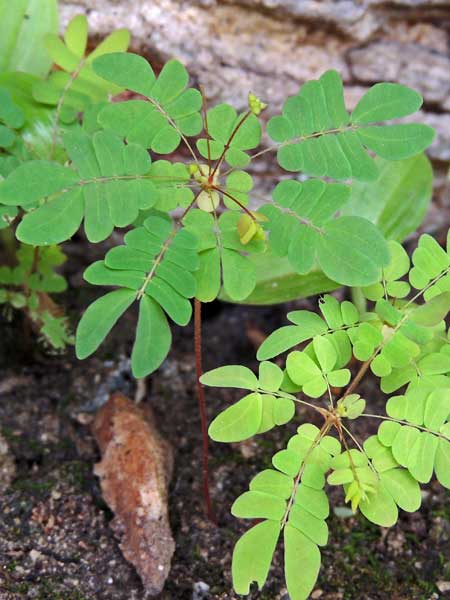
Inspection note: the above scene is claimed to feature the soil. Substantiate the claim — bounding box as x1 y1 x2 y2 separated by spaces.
0 242 449 600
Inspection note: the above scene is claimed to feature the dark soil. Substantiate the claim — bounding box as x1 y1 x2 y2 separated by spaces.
0 256 449 600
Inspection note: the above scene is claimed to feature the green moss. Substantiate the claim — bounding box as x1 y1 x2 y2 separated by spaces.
37 580 88 600
5 560 17 572
60 460 91 490
12 478 53 495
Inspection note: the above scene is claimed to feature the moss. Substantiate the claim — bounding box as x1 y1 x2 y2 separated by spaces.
5 560 17 572
12 478 54 497
37 580 88 600
60 460 91 491
6 581 31 593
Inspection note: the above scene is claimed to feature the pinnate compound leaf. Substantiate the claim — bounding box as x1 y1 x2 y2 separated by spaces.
265 180 389 286
79 215 197 374
208 393 262 442
268 72 433 180
5 130 183 244
263 180 349 278
200 365 258 390
33 15 130 122
75 289 135 359
232 520 280 595
94 53 203 151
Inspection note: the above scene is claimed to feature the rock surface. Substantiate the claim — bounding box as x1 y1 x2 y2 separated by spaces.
92 392 174 596
60 0 450 164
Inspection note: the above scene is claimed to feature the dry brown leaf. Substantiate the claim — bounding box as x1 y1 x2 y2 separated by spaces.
92 393 174 595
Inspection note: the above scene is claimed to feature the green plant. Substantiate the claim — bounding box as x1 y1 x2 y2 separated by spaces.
0 6 445 596
0 242 72 348
0 47 435 367
202 234 450 598
0 8 129 350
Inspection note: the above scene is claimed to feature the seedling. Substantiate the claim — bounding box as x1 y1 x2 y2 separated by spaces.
0 11 446 598
202 236 450 598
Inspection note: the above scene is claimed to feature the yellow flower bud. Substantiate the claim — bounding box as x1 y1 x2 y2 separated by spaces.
248 92 267 116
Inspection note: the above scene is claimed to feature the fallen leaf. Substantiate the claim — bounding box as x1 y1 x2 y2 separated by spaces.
92 392 174 595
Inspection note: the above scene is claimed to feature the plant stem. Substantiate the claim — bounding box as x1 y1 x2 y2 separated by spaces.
50 59 85 160
340 422 378 476
341 353 375 400
199 84 212 166
281 419 331 527
212 186 256 220
210 111 252 179
194 298 216 523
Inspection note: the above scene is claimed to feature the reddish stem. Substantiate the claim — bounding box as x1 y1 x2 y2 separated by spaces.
210 110 252 179
212 186 256 221
194 298 216 523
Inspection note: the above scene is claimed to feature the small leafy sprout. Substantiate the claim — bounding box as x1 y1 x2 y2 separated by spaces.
336 394 366 419
202 231 450 599
0 243 72 350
